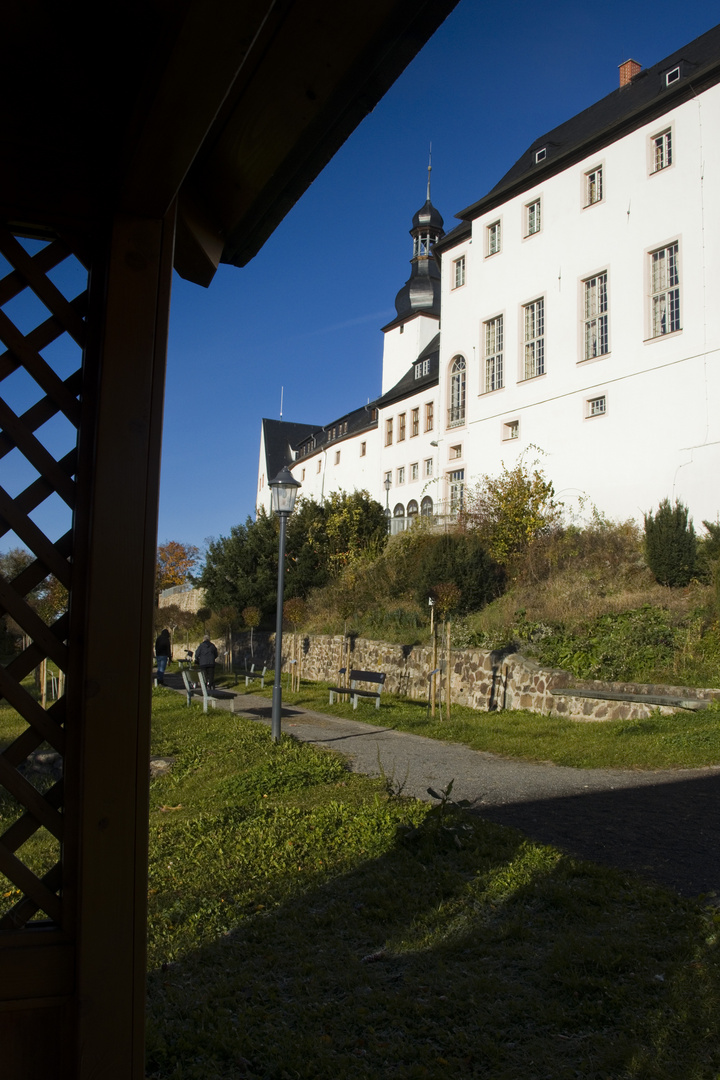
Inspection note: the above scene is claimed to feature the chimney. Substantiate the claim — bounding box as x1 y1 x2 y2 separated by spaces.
619 59 641 87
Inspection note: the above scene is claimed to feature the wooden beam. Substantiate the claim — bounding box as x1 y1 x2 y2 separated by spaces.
63 208 176 1078
120 0 278 219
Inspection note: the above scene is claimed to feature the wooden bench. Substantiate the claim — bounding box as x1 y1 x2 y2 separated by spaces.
329 668 386 710
181 668 216 713
244 663 267 688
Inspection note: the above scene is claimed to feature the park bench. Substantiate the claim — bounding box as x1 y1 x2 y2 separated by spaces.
244 664 268 688
329 668 386 710
180 668 216 713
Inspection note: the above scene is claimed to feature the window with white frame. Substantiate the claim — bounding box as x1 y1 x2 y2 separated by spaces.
397 466 405 485
424 457 433 477
523 298 545 378
414 358 430 379
586 394 606 417
665 66 680 86
453 255 466 289
525 198 541 236
585 166 603 206
583 272 609 359
652 129 672 172
484 315 504 392
448 469 465 514
535 147 546 163
487 220 501 256
650 242 680 337
448 356 466 427
450 444 462 459
502 419 519 441
411 462 419 481
385 417 393 445
384 470 392 486
411 407 419 437
398 412 406 441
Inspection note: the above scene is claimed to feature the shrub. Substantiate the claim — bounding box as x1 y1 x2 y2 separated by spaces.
644 498 697 587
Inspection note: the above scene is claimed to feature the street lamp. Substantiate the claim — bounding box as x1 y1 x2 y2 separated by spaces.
269 465 301 741
384 474 391 533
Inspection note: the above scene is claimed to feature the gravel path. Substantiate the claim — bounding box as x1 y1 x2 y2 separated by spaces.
190 685 720 898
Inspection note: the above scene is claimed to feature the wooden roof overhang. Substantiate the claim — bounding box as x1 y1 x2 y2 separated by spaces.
0 0 458 285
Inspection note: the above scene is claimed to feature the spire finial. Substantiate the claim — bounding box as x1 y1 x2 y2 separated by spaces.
427 142 432 201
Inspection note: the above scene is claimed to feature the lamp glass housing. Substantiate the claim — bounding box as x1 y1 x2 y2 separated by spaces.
269 466 301 515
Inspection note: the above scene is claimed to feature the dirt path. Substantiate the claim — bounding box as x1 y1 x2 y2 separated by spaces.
185 683 720 898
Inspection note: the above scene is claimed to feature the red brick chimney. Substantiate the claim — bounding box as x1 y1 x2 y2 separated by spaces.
619 59 641 87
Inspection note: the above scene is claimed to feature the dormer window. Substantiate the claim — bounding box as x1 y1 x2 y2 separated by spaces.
535 148 547 163
665 66 680 86
414 359 430 379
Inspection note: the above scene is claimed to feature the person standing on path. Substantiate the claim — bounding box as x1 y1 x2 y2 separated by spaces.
155 628 172 685
195 634 219 690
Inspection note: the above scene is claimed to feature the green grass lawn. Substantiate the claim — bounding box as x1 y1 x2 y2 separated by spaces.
146 689 720 1079
225 676 720 770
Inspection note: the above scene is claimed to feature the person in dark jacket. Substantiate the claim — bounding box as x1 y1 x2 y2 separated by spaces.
155 629 172 684
195 634 218 690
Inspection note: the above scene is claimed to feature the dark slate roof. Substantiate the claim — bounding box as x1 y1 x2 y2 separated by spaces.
291 402 379 461
262 418 319 480
374 332 440 408
452 22 720 226
412 197 444 231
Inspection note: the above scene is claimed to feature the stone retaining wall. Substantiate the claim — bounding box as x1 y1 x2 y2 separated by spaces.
230 631 720 721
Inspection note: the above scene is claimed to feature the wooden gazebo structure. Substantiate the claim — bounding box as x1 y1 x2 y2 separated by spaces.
0 3 457 1075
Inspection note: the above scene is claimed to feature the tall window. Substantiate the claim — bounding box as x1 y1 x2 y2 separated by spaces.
425 401 434 431
385 417 393 445
448 356 466 427
487 220 501 255
585 166 603 205
360 441 366 457
523 299 545 378
526 198 541 236
650 242 680 336
453 255 466 289
448 469 464 514
484 315 504 392
411 407 419 437
652 129 672 172
398 413 406 441
424 457 433 477
397 467 405 484
411 462 419 481
583 272 608 359
414 358 430 379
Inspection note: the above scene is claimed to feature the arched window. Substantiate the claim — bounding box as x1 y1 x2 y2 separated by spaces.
420 496 433 517
407 500 419 518
391 503 406 536
448 355 466 427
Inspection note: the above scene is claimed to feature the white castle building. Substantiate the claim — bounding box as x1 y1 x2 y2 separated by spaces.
258 24 720 532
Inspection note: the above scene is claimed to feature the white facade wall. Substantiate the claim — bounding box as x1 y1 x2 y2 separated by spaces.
380 313 438 393
437 86 720 526
292 426 382 506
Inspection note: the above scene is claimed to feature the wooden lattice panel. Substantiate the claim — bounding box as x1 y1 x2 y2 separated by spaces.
0 227 88 931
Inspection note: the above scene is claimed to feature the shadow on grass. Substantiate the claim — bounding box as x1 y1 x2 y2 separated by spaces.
476 770 720 898
146 803 720 1080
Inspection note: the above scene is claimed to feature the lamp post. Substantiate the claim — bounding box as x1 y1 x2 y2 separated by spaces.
269 465 301 741
384 474 391 533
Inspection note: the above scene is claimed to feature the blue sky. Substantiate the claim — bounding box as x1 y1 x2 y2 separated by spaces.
4 0 719 557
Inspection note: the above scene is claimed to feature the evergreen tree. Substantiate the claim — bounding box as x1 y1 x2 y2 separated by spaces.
643 498 697 587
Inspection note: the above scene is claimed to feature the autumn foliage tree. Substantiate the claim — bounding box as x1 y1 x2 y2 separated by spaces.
462 453 562 577
156 540 200 598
